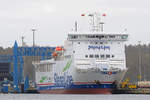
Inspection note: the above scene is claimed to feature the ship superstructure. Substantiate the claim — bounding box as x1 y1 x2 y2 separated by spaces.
32 13 128 94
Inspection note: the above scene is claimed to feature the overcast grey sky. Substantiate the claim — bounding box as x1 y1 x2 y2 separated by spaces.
0 0 150 47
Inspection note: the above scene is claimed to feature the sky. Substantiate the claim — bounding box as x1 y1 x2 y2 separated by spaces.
0 0 150 47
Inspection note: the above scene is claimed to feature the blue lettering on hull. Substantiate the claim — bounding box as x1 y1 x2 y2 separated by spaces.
54 73 73 87
88 45 110 50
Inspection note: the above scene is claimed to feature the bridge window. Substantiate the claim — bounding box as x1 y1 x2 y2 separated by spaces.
95 55 99 58
122 35 128 39
85 55 88 58
92 35 95 38
100 42 103 44
71 35 78 39
112 55 115 58
104 36 108 38
106 54 110 58
100 55 105 58
89 54 94 58
109 35 115 38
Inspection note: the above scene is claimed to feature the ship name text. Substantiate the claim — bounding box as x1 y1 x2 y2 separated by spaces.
88 45 110 50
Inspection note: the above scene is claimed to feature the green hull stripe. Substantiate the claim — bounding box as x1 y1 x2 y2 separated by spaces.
39 76 47 83
63 60 72 72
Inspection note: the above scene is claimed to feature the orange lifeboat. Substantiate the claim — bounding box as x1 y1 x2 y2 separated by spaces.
52 52 58 57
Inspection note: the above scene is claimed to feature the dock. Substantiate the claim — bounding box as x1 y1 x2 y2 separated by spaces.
113 88 150 94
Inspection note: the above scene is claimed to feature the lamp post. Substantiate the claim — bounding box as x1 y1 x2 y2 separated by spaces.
138 41 142 81
31 29 36 47
21 36 25 46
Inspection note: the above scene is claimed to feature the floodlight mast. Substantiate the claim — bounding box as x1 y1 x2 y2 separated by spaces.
31 29 37 47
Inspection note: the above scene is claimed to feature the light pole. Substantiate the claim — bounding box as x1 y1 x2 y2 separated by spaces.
31 29 36 47
21 36 25 46
138 41 142 81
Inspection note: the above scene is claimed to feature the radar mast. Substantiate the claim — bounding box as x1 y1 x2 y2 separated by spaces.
82 12 106 32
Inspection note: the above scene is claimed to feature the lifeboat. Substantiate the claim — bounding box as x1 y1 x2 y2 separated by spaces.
52 52 58 57
55 46 64 51
108 72 112 75
55 46 62 51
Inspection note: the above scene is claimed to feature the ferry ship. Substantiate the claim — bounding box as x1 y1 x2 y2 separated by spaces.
32 13 128 94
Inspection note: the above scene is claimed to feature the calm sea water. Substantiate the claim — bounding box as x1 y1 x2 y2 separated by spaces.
0 94 150 100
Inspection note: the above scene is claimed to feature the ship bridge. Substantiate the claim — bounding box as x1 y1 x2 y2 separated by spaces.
67 33 128 41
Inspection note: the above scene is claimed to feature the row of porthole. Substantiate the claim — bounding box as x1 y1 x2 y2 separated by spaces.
85 54 115 58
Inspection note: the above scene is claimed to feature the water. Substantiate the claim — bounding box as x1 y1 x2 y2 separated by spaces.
0 94 150 100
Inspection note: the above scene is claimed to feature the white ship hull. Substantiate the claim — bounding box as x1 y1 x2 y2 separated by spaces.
34 58 127 94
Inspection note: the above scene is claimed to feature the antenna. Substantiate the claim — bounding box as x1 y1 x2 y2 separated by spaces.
81 12 106 32
75 21 77 32
124 28 128 33
88 12 106 32
100 22 104 32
